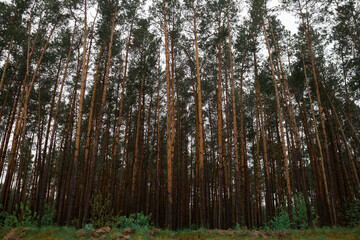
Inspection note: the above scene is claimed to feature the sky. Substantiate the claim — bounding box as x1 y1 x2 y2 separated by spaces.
0 0 299 33
268 0 298 34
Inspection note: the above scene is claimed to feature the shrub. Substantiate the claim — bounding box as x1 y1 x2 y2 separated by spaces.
234 223 248 231
264 206 291 231
71 218 79 228
90 193 113 228
41 204 56 226
264 193 318 230
112 212 152 230
0 204 7 226
344 199 360 227
4 214 18 228
16 201 35 227
84 223 94 233
0 201 36 228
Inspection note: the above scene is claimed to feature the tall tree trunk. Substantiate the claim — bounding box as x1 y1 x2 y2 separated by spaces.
216 11 225 229
299 47 333 225
261 16 294 227
81 7 117 225
192 2 206 228
0 36 14 92
163 0 174 229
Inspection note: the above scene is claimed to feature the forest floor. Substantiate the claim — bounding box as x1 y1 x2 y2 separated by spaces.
1 226 359 239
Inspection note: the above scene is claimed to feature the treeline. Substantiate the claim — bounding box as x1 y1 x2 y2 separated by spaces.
0 0 359 230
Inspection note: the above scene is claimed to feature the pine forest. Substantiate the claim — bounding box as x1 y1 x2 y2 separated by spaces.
0 0 360 235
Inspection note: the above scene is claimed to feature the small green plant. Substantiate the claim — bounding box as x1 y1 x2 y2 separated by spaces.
71 218 79 228
0 204 7 226
0 201 36 228
190 224 197 230
344 199 360 227
40 204 56 226
90 193 113 228
264 193 318 230
264 206 291 231
4 214 18 228
84 223 94 233
112 212 152 230
293 193 318 229
234 223 247 231
16 201 35 227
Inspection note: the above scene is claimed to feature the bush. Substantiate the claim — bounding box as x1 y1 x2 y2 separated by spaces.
264 193 318 230
0 204 7 226
90 193 113 228
234 223 248 231
4 214 18 228
84 223 94 233
71 218 79 228
0 201 36 228
264 206 291 231
112 212 152 230
344 199 360 227
16 201 35 227
41 204 56 226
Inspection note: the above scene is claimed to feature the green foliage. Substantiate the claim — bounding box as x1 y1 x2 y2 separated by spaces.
3 214 18 228
40 204 56 226
90 193 113 228
23 226 78 239
16 201 35 227
70 218 79 228
264 193 318 230
112 212 152 230
344 199 360 227
234 223 248 231
0 204 7 226
264 206 291 231
293 193 318 229
0 201 36 228
84 223 94 233
234 223 241 231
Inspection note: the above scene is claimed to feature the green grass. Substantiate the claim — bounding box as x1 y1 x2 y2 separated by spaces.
0 226 359 239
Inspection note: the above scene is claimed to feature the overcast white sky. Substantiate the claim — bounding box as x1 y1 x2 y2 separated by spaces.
269 0 298 33
0 0 298 33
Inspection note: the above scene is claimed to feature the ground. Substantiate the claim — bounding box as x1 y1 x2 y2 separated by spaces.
0 226 359 239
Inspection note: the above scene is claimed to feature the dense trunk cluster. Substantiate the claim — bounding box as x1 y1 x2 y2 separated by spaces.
0 0 359 230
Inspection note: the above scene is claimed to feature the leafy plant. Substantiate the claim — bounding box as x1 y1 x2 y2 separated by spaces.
264 206 291 231
234 223 248 231
344 199 360 227
0 204 7 226
0 201 36 228
4 214 18 228
112 212 152 230
71 218 79 228
16 201 35 227
40 204 56 226
264 193 318 230
90 193 113 228
84 223 94 233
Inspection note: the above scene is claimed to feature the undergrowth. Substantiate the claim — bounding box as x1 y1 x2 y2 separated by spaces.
263 193 318 231
0 201 55 228
89 193 152 230
343 199 360 227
